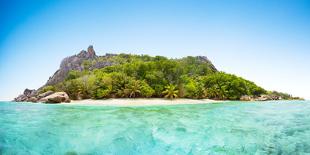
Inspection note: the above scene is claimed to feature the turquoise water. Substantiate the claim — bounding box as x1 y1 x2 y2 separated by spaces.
0 101 310 155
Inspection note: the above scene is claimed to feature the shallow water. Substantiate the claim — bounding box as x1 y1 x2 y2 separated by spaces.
0 101 310 155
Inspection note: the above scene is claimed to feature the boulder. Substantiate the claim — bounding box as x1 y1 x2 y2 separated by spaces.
23 88 37 97
39 92 70 104
240 95 252 101
37 91 54 99
14 88 37 102
255 95 270 101
14 94 28 102
28 97 38 103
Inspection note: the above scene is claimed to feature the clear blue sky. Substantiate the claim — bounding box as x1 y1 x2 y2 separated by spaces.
0 0 309 100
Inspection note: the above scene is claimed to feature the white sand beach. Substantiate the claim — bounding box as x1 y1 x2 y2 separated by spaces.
66 98 224 106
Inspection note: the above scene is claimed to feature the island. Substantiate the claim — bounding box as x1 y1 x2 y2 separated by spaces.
14 45 302 104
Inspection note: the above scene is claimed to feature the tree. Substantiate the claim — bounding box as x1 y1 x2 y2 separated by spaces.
93 75 112 99
162 84 179 99
124 80 141 98
183 77 205 99
202 72 266 100
63 79 83 100
51 54 272 100
39 85 56 94
140 80 155 97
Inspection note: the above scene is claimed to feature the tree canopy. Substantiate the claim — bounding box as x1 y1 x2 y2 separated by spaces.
41 54 269 100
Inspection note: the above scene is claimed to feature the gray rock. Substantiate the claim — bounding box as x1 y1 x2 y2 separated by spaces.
240 95 252 101
196 56 218 72
23 88 37 97
14 94 28 102
14 88 37 102
28 97 38 103
39 92 70 104
255 95 269 101
14 46 118 102
87 45 96 59
44 45 115 86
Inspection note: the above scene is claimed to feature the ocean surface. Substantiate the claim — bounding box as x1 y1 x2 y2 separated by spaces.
0 101 310 155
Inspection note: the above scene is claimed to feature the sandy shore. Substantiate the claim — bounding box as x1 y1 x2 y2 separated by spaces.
65 98 224 106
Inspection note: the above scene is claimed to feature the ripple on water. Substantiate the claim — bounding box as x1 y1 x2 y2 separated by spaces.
0 101 310 154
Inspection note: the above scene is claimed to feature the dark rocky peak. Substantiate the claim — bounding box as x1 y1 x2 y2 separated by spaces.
77 50 87 58
45 45 114 86
23 88 36 97
87 45 96 58
197 56 210 62
197 56 218 72
77 45 97 59
47 46 98 86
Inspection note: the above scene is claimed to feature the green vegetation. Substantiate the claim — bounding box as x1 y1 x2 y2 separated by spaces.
45 54 270 100
162 84 179 99
203 72 266 100
45 54 295 100
39 85 56 94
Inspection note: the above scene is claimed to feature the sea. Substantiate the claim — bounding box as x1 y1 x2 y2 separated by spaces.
0 100 309 154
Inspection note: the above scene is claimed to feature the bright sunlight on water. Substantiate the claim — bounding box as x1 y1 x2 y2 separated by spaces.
0 101 310 154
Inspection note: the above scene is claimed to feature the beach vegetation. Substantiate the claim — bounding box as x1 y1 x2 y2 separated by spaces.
49 54 268 100
162 84 179 99
39 85 56 93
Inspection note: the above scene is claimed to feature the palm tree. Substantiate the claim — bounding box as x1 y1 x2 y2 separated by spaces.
124 80 141 98
162 84 178 99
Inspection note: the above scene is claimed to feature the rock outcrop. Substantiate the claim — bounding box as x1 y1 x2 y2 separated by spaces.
240 95 252 101
44 45 116 87
14 45 117 103
38 92 70 103
240 94 285 101
14 45 222 103
28 97 38 102
45 45 98 86
196 56 218 72
14 89 37 102
14 89 70 104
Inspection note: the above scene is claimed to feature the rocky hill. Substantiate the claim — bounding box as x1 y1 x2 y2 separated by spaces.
46 45 107 86
43 45 217 88
14 46 302 103
14 45 218 103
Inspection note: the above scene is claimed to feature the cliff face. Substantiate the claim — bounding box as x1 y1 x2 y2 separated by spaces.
44 45 117 87
45 45 98 86
197 56 218 72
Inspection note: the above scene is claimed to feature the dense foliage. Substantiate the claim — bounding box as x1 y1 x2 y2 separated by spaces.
41 54 268 100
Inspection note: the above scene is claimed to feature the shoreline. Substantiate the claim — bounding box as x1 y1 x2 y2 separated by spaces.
65 98 225 106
